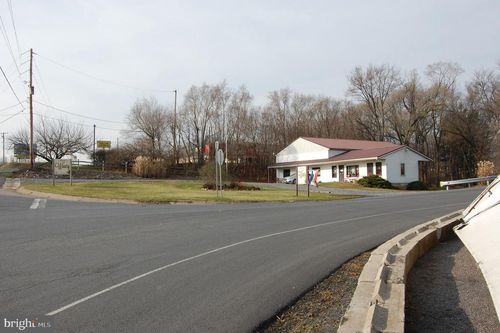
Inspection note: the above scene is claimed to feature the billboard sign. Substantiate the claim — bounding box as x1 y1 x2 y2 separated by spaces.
97 140 112 149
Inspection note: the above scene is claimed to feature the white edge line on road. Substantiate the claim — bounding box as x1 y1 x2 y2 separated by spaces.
29 198 40 209
45 202 466 316
39 199 47 209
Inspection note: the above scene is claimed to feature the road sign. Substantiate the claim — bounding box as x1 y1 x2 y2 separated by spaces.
14 143 37 158
97 140 111 149
54 159 71 175
216 149 224 166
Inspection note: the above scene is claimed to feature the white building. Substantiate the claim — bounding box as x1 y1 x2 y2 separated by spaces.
270 137 431 186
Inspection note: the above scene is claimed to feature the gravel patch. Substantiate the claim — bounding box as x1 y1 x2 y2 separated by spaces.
406 237 500 333
255 251 370 333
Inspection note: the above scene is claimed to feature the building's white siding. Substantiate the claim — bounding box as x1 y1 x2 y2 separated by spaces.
276 138 329 163
274 139 427 185
383 149 421 184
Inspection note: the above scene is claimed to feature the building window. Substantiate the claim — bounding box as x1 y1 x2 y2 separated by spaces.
283 169 291 177
367 163 373 176
400 163 405 176
346 165 359 177
332 165 337 178
376 162 382 176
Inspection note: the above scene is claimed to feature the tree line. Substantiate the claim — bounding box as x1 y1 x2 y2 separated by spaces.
122 62 498 184
10 62 499 184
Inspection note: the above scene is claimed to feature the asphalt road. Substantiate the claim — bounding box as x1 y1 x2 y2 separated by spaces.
0 187 482 332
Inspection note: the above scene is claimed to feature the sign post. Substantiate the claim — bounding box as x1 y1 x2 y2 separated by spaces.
216 149 224 199
215 141 219 199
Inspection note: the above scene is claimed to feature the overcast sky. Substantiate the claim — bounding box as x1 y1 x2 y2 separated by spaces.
1 0 499 158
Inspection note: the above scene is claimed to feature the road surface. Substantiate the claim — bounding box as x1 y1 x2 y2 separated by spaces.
0 187 481 332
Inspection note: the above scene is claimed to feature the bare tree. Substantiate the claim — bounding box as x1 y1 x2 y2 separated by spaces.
425 62 463 183
348 64 401 141
181 84 219 164
127 97 170 159
9 117 91 163
386 71 432 148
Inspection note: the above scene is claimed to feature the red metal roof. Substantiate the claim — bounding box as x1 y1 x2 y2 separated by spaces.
301 137 400 150
329 146 401 161
269 147 400 168
269 137 431 168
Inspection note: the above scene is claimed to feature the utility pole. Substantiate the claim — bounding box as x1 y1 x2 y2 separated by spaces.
1 132 7 164
173 89 177 165
29 48 34 169
93 124 96 164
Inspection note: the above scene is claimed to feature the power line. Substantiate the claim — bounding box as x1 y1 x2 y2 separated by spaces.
33 111 139 133
0 102 23 113
0 65 25 106
0 110 23 125
35 101 127 124
0 112 20 117
35 53 175 93
0 14 20 75
33 62 51 104
6 0 21 58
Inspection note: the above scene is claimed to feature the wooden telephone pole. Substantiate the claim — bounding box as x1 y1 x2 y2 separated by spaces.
29 48 34 169
173 89 177 165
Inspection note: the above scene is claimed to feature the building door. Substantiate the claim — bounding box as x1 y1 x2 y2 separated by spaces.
375 162 382 176
339 165 344 182
367 163 374 176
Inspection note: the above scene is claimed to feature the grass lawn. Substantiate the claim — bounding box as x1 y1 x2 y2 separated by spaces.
22 180 362 203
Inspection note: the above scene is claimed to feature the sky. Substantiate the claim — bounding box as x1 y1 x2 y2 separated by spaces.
0 0 499 160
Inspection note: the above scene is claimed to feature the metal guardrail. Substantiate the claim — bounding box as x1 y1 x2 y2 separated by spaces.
440 175 497 190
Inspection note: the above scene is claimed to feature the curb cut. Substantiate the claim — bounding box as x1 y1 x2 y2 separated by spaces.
337 210 463 333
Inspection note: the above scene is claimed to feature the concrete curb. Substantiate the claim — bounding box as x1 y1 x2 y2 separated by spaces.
337 210 463 333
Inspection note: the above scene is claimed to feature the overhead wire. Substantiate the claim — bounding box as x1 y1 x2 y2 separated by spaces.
33 111 140 133
0 101 24 112
0 14 20 75
34 101 127 125
0 65 25 107
33 62 51 104
6 0 21 58
0 109 23 124
35 52 175 93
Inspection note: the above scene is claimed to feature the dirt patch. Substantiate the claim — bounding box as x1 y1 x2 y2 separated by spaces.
256 251 370 333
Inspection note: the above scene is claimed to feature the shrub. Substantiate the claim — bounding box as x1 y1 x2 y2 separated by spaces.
199 163 230 182
477 160 495 177
132 156 168 178
406 181 428 191
357 175 394 189
202 182 260 191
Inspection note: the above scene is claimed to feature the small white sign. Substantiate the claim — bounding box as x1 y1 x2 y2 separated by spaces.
54 159 72 175
216 149 224 166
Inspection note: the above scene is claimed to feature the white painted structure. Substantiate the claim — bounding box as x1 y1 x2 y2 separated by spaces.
270 137 431 185
455 176 500 319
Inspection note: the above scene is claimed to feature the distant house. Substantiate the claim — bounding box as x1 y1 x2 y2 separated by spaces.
269 137 431 186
